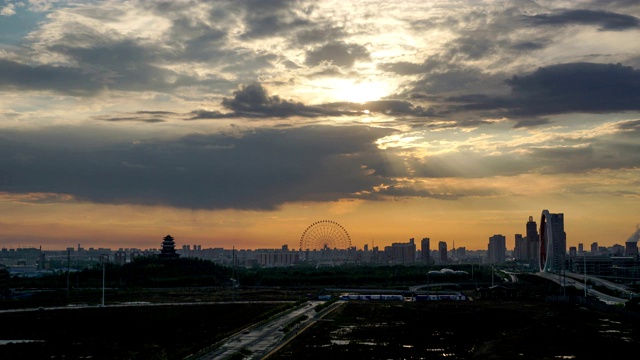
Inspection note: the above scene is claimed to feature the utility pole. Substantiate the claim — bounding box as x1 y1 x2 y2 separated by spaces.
102 261 105 307
66 249 71 299
232 246 236 301
101 253 106 307
491 265 494 287
562 253 566 296
584 254 587 298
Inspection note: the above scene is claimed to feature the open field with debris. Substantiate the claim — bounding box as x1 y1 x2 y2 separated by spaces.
270 299 640 360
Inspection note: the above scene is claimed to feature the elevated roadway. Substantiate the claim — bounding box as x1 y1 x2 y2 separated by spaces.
535 271 637 305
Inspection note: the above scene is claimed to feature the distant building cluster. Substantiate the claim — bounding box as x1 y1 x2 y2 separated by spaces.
1 211 639 282
487 210 640 280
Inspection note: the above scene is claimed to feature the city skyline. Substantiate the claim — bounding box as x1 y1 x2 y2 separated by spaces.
2 214 638 254
1 1 640 251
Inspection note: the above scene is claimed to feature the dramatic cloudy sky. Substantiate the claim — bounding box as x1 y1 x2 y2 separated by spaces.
1 0 640 251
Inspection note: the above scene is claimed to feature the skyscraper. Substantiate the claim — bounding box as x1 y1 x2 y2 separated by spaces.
438 241 447 264
421 237 430 263
514 234 525 261
526 216 538 267
539 210 566 272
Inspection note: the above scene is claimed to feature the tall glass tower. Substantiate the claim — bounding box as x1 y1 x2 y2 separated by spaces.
526 216 539 267
539 210 566 272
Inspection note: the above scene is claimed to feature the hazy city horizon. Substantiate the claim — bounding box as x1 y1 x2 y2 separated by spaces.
3 215 640 254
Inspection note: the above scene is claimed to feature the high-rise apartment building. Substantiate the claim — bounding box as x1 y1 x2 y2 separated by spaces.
488 234 506 264
438 241 447 263
114 250 126 265
514 234 526 261
387 238 416 264
421 237 430 263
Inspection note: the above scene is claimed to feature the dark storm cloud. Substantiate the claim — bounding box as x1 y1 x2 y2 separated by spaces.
0 39 231 95
509 41 547 51
334 100 436 117
0 59 102 95
416 67 495 95
99 117 165 124
380 54 510 99
190 83 436 120
446 62 640 120
524 9 640 31
95 111 177 123
525 141 640 174
294 26 347 45
377 61 426 76
46 39 226 92
0 125 400 210
368 183 499 200
233 0 311 39
449 35 552 61
305 41 371 68
449 37 496 60
504 62 640 116
191 83 355 119
512 118 552 128
167 19 228 62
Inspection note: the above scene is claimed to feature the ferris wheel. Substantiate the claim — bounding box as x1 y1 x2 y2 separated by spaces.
299 220 352 251
299 220 351 267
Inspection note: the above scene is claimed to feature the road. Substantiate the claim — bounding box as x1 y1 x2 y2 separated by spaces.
0 299 338 360
535 271 635 305
190 300 328 360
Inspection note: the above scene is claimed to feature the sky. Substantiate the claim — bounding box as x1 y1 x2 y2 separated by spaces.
1 0 640 252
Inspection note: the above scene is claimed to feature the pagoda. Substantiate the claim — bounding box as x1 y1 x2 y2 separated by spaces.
159 234 180 259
